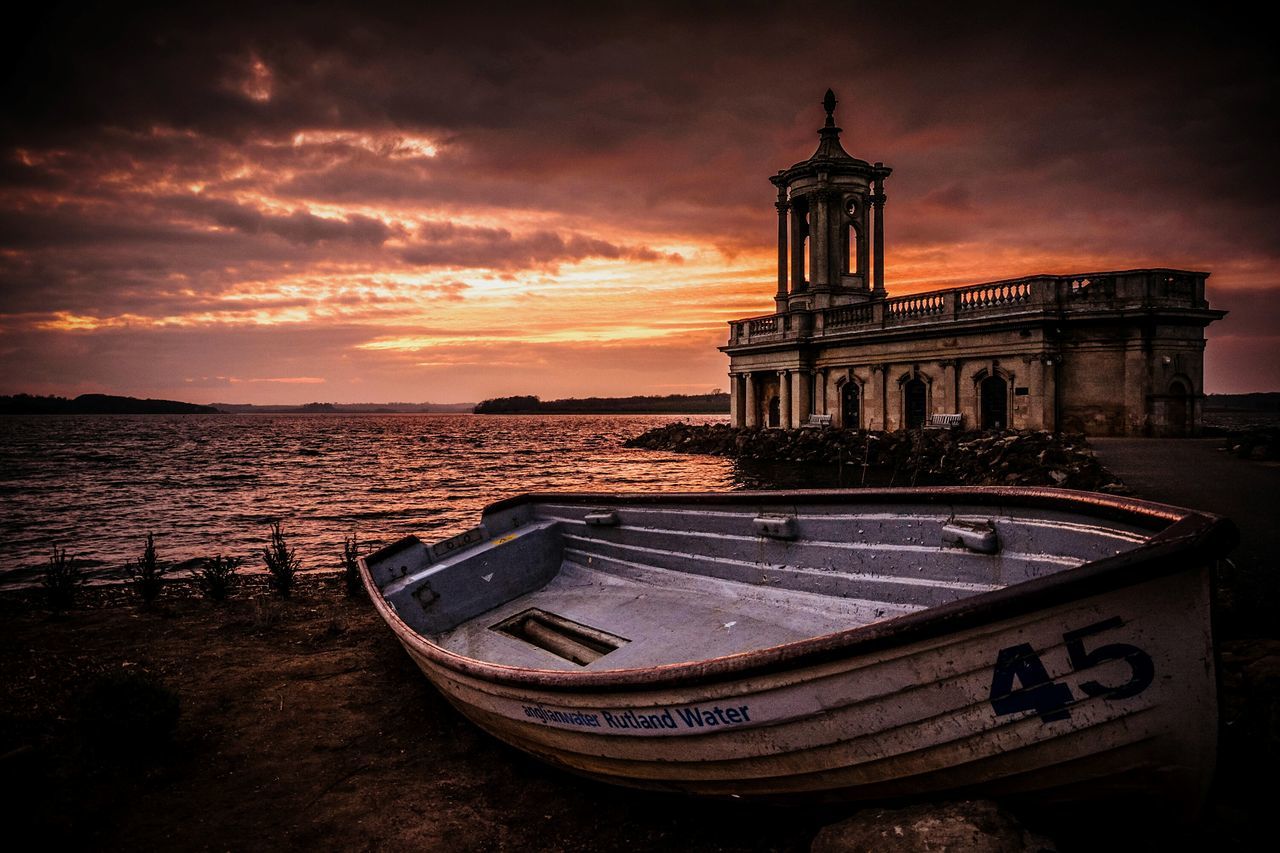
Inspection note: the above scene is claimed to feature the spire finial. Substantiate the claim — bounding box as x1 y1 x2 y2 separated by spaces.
823 88 837 126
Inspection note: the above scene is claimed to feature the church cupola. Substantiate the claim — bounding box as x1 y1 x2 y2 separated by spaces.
770 89 892 312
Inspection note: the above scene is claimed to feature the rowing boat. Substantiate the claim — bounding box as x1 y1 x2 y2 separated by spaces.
359 487 1235 807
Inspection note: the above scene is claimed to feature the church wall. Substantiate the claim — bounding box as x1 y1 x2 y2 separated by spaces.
1049 321 1209 436
1147 325 1209 436
728 314 1211 435
756 374 781 428
733 325 1068 432
1057 342 1128 435
806 326 1055 430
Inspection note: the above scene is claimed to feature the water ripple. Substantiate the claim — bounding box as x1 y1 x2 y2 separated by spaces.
0 413 734 580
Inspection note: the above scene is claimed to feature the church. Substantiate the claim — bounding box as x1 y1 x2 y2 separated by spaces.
721 91 1225 437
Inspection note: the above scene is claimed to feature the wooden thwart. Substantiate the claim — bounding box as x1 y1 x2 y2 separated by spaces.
494 608 629 666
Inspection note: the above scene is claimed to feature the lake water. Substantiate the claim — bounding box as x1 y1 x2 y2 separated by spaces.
0 414 750 585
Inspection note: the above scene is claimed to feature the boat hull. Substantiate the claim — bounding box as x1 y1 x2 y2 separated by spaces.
360 488 1232 807
392 567 1214 806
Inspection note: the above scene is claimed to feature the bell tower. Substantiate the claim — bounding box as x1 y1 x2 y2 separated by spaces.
771 89 892 312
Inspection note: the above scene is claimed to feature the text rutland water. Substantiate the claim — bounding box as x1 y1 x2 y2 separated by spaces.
522 704 753 731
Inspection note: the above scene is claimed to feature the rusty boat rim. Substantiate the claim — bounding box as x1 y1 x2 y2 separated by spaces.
360 486 1237 693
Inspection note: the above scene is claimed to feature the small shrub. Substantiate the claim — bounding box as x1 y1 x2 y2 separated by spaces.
193 554 240 601
262 521 300 599
43 546 83 613
128 532 166 606
341 534 364 598
78 670 180 764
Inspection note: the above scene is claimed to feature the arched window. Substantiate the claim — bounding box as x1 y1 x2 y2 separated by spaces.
981 375 1009 430
844 223 859 275
841 382 861 430
800 208 810 287
904 379 927 429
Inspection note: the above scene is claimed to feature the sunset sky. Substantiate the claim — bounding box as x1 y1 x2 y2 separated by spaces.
2 2 1276 403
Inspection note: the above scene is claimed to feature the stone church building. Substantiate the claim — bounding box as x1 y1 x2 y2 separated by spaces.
721 91 1226 436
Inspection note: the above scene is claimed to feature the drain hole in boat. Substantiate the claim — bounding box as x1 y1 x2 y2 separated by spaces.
492 609 629 666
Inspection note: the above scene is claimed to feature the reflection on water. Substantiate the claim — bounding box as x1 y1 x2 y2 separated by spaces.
0 414 742 583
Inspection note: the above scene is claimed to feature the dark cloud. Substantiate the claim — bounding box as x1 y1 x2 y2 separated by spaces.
0 2 1276 397
165 195 399 246
401 222 679 270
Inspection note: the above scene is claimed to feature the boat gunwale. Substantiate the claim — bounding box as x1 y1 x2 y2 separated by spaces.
360 486 1236 693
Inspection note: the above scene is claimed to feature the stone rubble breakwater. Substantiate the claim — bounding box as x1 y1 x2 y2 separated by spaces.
625 424 1126 491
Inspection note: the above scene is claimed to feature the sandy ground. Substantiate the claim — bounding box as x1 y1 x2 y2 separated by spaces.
1 578 839 852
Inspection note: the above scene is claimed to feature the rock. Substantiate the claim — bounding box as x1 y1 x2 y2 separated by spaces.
810 800 1056 853
623 426 1124 492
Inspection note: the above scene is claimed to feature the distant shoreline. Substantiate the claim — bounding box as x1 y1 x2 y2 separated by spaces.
473 392 729 415
0 393 219 415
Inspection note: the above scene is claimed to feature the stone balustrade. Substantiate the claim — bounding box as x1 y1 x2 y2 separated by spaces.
957 279 1032 310
825 304 874 328
726 268 1208 345
887 292 946 318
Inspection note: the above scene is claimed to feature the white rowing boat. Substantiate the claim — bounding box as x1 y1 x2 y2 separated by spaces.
359 487 1235 808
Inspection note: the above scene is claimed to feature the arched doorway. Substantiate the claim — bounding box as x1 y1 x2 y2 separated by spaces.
981 375 1009 430
767 396 780 428
841 382 861 430
1168 379 1190 435
904 379 927 429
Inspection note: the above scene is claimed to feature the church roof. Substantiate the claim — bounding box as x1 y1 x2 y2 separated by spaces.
772 89 889 187
810 88 856 161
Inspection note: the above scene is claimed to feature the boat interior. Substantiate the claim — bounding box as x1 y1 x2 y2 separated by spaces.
366 497 1156 672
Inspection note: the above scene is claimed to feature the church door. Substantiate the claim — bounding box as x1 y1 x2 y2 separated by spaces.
767 396 781 428
841 383 860 430
981 376 1009 430
904 379 927 429
1168 380 1190 435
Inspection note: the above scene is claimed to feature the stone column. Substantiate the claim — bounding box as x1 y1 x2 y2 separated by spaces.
794 370 812 426
775 189 789 311
870 361 890 427
790 197 806 291
812 192 829 288
1123 339 1148 435
778 371 791 429
729 374 741 427
872 166 887 296
1043 355 1058 432
818 368 829 414
857 201 870 289
938 360 957 413
744 373 758 428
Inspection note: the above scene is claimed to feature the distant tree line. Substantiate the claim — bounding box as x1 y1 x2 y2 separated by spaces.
474 393 730 414
210 401 474 413
0 393 219 415
1204 393 1280 412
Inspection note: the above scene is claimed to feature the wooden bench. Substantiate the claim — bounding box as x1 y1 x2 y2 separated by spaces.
924 413 962 430
803 414 833 429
